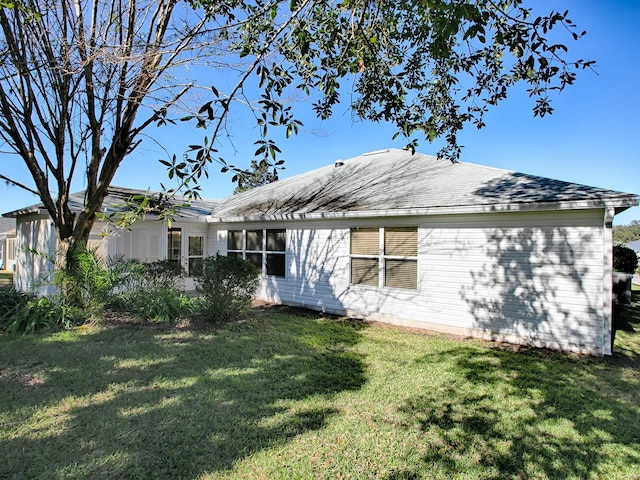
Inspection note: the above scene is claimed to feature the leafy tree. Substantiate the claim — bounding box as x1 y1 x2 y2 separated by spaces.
0 0 592 269
614 220 640 245
232 160 280 194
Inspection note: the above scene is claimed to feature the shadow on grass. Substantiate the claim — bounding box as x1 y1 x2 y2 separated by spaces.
613 290 640 363
0 311 367 479
391 341 640 479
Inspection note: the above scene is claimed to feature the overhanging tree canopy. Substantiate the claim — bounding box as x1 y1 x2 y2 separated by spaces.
0 0 592 259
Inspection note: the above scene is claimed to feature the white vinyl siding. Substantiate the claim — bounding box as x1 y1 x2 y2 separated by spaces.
212 208 608 354
417 210 605 353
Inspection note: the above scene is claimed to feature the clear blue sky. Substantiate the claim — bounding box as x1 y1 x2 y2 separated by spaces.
1 0 638 225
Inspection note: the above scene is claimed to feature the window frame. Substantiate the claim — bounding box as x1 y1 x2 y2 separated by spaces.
227 228 287 278
349 226 418 290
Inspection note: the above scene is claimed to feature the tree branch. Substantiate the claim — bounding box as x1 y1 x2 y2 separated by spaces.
0 173 39 196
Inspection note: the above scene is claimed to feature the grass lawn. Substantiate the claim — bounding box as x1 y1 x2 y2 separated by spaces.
1 305 639 480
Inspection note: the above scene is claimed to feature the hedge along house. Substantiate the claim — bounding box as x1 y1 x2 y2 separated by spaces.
3 149 638 354
2 187 217 294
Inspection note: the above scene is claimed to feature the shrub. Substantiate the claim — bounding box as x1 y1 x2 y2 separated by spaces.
613 245 638 274
0 289 86 334
107 258 192 323
144 259 185 289
53 243 112 317
195 254 260 322
128 287 195 324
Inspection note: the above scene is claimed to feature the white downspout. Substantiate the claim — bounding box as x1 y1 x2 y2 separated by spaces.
602 206 615 355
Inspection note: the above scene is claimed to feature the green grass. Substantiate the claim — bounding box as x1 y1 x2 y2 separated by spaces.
1 306 639 480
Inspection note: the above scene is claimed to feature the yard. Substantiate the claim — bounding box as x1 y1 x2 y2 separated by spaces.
1 301 639 479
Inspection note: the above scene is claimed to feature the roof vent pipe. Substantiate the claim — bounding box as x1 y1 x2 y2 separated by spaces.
334 160 345 168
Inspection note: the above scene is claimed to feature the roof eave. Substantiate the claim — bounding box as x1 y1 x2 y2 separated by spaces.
207 198 634 224
2 206 46 218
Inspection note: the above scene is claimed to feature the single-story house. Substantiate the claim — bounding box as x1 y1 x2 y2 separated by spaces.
3 149 638 355
0 217 16 271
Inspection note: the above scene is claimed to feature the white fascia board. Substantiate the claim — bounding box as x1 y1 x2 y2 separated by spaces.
205 198 623 224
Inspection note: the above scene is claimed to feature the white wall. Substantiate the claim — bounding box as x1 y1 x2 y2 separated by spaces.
209 208 608 354
14 214 56 293
105 222 163 263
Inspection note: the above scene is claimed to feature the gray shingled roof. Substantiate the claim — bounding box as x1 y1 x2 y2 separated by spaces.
2 186 218 220
3 150 637 223
210 149 638 220
0 217 15 234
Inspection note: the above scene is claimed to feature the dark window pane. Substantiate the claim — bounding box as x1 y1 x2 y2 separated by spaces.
267 253 286 277
246 230 263 251
189 257 203 277
189 236 203 256
351 258 379 286
246 252 263 271
266 229 286 251
228 230 243 250
227 251 243 259
168 228 182 262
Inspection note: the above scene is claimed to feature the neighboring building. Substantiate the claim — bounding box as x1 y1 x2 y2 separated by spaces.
3 149 638 355
627 239 640 253
2 187 216 293
0 217 16 271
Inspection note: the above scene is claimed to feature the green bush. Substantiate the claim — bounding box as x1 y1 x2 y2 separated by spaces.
144 259 185 287
128 286 195 324
53 243 112 317
613 245 638 274
0 289 86 334
195 254 260 322
107 259 192 323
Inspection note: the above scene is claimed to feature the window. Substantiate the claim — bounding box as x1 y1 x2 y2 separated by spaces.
188 235 204 277
227 229 286 277
350 228 379 286
350 227 417 289
167 228 181 264
7 238 16 261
